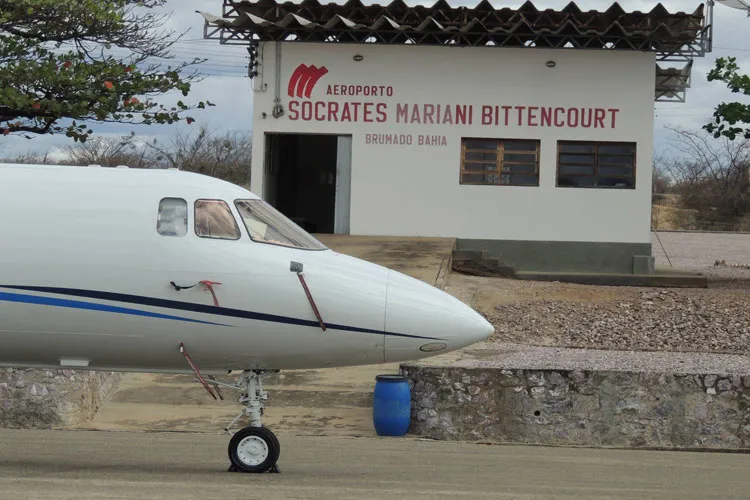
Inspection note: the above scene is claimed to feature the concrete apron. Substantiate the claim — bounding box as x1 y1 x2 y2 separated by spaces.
401 342 750 450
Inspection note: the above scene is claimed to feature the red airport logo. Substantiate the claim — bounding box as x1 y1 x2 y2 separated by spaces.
287 64 329 99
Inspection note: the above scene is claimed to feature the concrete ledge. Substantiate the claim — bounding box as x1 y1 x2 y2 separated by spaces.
0 369 122 429
456 238 652 275
400 343 750 449
514 270 707 288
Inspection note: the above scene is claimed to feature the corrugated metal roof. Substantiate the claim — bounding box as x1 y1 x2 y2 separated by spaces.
199 0 708 53
199 0 713 102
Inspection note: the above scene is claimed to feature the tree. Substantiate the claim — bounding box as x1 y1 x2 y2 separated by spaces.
62 134 151 168
58 126 253 185
662 126 750 229
704 57 750 141
0 151 57 164
0 0 213 142
142 126 252 186
652 153 673 195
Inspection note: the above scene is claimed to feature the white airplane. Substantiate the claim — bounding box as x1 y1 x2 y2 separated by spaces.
0 162 493 473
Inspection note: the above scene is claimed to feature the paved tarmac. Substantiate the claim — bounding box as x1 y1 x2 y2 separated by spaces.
651 230 750 270
0 429 748 500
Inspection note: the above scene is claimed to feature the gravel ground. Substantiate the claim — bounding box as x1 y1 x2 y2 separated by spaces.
447 232 750 355
488 287 750 354
444 342 750 375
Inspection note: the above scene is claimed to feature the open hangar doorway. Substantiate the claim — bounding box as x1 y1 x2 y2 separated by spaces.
263 133 352 235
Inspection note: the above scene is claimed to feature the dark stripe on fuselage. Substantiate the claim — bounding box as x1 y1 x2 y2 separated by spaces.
0 291 231 327
0 285 442 341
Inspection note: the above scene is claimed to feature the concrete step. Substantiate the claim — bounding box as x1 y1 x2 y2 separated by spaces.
452 259 516 278
451 250 488 263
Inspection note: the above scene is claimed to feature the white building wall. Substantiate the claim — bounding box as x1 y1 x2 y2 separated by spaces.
250 42 655 244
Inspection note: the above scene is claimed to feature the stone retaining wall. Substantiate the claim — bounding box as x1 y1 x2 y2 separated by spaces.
400 365 750 449
0 368 121 428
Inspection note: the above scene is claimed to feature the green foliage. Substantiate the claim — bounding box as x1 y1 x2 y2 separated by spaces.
704 57 750 141
0 0 214 142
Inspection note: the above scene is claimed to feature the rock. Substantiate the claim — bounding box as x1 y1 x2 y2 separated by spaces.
548 372 566 386
548 386 568 398
704 375 718 388
531 387 546 397
29 383 48 397
1 369 121 429
695 405 709 420
615 401 643 415
527 372 545 387
717 379 732 392
570 371 587 384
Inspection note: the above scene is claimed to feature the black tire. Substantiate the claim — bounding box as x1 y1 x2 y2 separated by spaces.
228 426 280 473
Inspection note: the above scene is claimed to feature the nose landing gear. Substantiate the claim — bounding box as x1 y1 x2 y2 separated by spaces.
225 370 281 474
178 344 281 473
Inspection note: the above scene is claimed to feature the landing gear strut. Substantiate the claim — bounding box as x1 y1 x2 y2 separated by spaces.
224 370 280 473
178 345 281 473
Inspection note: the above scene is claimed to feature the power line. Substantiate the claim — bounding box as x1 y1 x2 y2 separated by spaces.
712 46 750 52
655 113 715 117
151 58 248 69
655 106 715 110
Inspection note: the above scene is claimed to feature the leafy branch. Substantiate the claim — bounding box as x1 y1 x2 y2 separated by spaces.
0 0 215 142
704 56 750 141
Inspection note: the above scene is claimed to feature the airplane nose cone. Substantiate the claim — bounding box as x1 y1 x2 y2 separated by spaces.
384 270 494 362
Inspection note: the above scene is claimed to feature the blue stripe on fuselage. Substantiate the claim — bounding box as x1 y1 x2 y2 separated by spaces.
0 285 443 341
0 291 231 327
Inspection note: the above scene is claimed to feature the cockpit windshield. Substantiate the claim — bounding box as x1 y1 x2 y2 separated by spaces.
234 199 328 251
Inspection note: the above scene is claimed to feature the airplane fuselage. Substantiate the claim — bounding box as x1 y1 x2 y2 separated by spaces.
0 164 493 375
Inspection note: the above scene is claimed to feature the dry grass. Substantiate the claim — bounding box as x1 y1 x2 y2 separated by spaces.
651 194 750 232
651 194 699 230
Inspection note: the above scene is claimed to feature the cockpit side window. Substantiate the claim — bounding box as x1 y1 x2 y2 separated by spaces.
157 198 188 237
234 199 327 250
194 199 241 240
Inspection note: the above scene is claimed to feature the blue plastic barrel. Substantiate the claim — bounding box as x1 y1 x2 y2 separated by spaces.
372 374 411 436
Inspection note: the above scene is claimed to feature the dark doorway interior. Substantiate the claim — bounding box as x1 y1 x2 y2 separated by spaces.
264 133 339 234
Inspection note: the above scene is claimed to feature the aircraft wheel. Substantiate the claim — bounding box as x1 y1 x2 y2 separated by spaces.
228 426 280 473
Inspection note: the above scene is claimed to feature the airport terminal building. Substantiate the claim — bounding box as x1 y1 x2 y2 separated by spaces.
201 1 713 274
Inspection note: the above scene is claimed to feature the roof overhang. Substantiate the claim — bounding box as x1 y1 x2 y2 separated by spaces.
199 0 715 103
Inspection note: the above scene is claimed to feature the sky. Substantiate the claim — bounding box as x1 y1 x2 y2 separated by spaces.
1 0 749 161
